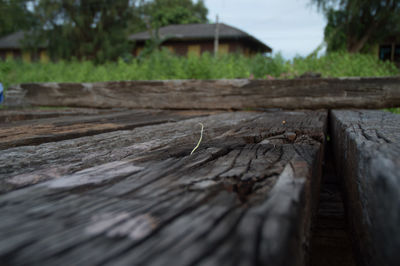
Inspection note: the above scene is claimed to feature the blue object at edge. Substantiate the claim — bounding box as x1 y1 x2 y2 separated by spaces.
0 83 3 104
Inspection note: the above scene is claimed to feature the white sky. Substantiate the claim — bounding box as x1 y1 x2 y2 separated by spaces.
204 0 326 59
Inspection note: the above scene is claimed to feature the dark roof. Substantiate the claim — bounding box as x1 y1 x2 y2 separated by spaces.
0 31 26 49
0 24 272 52
129 23 272 52
0 31 47 49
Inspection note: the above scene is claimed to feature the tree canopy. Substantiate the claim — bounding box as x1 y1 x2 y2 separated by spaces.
311 0 400 53
0 0 35 37
29 0 136 62
141 0 208 29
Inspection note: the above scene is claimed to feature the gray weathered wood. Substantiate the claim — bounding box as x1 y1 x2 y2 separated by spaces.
0 110 326 193
0 108 115 123
0 110 327 266
331 110 400 266
0 109 215 150
4 77 400 109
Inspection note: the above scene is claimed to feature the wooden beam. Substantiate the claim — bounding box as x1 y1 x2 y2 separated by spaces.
5 77 400 110
331 110 400 266
0 109 215 150
0 108 112 123
0 110 327 265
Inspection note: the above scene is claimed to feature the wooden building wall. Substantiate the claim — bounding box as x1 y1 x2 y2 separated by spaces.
0 49 49 62
133 39 257 57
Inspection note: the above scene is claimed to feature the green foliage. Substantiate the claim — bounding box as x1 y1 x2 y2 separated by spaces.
291 52 398 77
29 0 135 63
12 0 208 63
1 51 398 92
0 0 35 37
135 0 208 55
324 8 347 52
142 0 208 28
386 108 400 114
311 0 400 53
249 53 289 78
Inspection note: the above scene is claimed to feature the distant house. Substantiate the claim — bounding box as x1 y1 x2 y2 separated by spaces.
0 31 49 62
0 23 272 61
129 23 272 56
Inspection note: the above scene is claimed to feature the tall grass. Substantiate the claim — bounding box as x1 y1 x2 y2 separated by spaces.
291 52 398 77
0 50 398 91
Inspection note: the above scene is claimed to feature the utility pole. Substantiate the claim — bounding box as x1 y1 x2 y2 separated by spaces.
214 15 219 56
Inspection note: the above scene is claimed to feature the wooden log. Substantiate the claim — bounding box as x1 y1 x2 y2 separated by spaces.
0 110 327 266
4 77 400 110
0 109 216 150
330 110 400 266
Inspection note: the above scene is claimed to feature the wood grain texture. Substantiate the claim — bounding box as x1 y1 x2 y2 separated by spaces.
4 77 400 109
0 108 116 124
331 110 400 266
0 110 327 266
0 109 215 150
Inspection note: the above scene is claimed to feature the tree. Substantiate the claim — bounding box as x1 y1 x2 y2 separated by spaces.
140 0 208 29
11 0 208 62
0 0 35 37
30 0 138 63
311 0 400 53
133 0 207 56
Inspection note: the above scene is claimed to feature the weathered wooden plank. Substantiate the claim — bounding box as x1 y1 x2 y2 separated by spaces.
0 109 215 150
0 110 326 193
0 110 327 266
331 110 400 266
4 77 400 109
0 107 115 123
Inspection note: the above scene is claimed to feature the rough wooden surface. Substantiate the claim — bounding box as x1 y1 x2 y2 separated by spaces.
0 108 115 123
0 110 327 266
331 110 400 266
4 77 400 110
0 109 215 150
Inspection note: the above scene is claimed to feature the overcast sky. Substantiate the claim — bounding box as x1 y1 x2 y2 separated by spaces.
204 0 326 59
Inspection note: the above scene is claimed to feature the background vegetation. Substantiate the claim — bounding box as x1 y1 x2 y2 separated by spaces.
0 0 208 63
311 0 400 53
1 50 398 90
